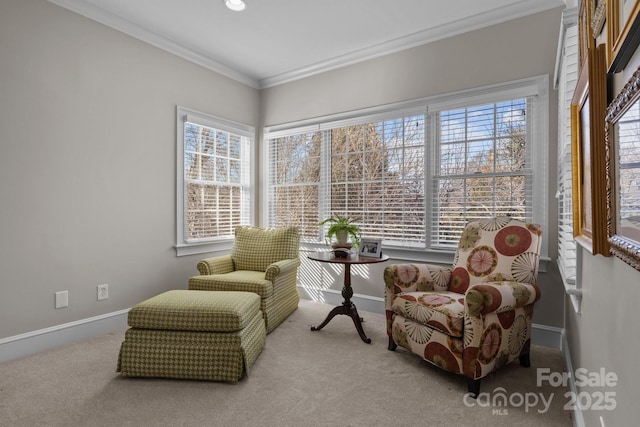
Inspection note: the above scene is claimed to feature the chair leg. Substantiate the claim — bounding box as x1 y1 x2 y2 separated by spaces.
519 353 531 367
388 336 397 351
467 378 481 397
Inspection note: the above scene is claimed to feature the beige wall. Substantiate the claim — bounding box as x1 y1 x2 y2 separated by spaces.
564 51 640 427
0 2 566 337
566 252 640 427
5 0 638 423
261 9 561 126
260 8 565 329
0 0 259 338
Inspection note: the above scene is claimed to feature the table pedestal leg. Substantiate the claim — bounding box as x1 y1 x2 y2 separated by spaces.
310 264 371 344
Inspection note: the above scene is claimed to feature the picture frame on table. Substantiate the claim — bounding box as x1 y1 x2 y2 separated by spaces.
359 238 382 258
605 65 640 272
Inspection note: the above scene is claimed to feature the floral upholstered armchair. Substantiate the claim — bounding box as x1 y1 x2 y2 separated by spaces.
189 226 300 333
384 217 542 396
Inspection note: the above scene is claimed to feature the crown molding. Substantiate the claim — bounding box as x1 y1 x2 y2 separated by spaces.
259 0 565 88
49 0 564 90
553 7 579 88
48 0 261 89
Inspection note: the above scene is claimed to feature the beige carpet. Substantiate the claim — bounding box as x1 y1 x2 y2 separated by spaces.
0 299 572 427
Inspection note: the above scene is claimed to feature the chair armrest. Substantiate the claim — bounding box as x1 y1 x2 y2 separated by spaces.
384 264 452 294
265 258 300 281
196 255 234 275
384 264 452 310
465 281 541 317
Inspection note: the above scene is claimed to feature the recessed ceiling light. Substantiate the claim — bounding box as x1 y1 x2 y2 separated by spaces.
225 0 246 11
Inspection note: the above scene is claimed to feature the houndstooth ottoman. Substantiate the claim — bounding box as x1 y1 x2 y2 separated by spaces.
117 290 266 382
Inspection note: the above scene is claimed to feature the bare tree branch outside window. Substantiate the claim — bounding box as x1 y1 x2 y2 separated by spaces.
268 98 532 249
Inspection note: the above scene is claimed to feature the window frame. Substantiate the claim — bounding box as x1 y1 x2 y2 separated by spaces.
427 91 543 253
265 109 429 243
555 16 580 312
263 76 549 265
175 106 255 256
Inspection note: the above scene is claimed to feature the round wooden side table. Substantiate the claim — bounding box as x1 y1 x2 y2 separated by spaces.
307 251 389 344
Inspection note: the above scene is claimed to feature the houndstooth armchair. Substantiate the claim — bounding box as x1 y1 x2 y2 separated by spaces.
384 217 542 397
189 226 300 333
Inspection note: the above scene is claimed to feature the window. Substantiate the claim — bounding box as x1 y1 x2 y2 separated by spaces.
330 118 426 246
430 99 532 248
269 131 322 240
268 116 426 246
617 101 640 225
555 12 580 312
264 76 548 258
176 106 253 256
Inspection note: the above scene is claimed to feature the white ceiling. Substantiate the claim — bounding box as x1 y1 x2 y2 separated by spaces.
49 0 566 89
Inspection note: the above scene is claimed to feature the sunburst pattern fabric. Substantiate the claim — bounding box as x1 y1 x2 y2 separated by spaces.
383 217 542 390
390 291 464 337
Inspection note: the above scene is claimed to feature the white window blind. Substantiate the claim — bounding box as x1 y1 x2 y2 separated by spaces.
268 131 323 241
176 107 252 255
267 116 426 246
430 98 534 248
328 117 426 246
265 76 548 255
557 24 579 286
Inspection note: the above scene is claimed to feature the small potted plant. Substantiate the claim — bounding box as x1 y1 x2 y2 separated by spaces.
318 213 361 256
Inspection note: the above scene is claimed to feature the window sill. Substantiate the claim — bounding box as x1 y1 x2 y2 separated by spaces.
175 240 234 257
564 285 582 314
562 271 582 314
561 247 582 314
301 244 550 272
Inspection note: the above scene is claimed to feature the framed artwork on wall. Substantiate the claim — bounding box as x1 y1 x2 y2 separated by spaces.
591 0 606 38
580 0 594 69
571 44 610 256
605 65 640 271
607 0 640 71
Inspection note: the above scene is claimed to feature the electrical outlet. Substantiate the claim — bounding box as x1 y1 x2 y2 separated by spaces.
97 284 109 301
55 291 69 309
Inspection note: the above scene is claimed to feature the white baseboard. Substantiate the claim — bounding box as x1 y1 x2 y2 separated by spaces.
315 288 386 315
0 292 566 364
0 309 129 363
561 330 585 427
531 322 563 349
299 288 564 350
